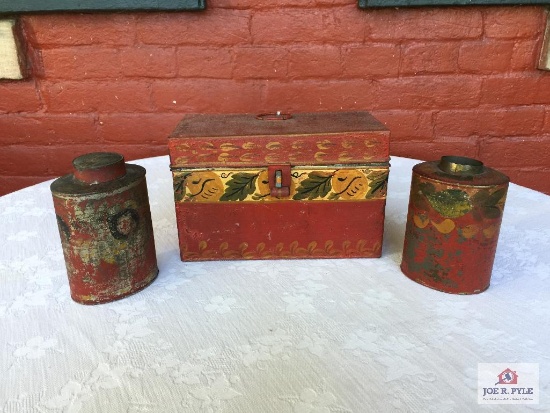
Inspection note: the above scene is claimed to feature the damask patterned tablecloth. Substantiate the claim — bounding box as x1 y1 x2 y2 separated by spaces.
1 156 548 413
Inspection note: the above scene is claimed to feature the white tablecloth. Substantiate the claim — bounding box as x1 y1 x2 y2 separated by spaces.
1 156 548 412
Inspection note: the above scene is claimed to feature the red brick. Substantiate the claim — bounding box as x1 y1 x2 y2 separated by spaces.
41 81 153 113
0 144 166 181
0 114 98 145
371 110 434 141
263 80 380 112
435 108 545 137
251 6 366 44
481 75 550 105
0 146 76 176
510 40 540 71
22 14 136 48
40 47 122 79
288 46 341 78
0 176 54 196
137 10 251 46
121 47 177 78
499 167 550 195
479 136 550 168
0 81 42 113
103 145 168 163
545 110 550 133
98 113 183 143
391 138 479 161
233 47 289 79
176 47 232 78
458 41 515 73
484 7 545 39
400 42 459 75
342 44 400 77
374 76 482 110
151 79 263 113
366 8 483 41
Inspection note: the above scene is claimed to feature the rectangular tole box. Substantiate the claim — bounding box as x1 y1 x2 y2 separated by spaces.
168 111 390 261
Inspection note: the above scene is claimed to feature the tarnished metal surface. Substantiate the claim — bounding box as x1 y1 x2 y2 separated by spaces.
401 156 509 294
51 152 158 304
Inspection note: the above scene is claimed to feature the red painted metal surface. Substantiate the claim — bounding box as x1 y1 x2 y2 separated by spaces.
169 111 390 261
50 152 158 304
175 201 385 260
401 156 509 294
168 112 390 168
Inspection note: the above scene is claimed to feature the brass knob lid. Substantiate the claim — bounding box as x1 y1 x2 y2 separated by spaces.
438 156 484 175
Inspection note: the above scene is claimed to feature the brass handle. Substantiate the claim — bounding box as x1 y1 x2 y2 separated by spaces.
256 111 292 121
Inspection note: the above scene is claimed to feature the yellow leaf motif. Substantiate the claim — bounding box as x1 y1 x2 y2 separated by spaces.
174 156 188 165
431 218 456 234
265 153 282 163
338 152 353 162
266 142 282 150
317 140 335 150
314 152 327 162
220 143 239 151
459 225 479 239
240 153 256 162
292 140 305 149
242 142 258 150
413 214 429 228
218 153 231 162
201 142 216 150
483 225 498 239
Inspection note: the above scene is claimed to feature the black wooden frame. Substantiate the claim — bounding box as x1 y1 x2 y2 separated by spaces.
0 1 205 14
359 0 550 7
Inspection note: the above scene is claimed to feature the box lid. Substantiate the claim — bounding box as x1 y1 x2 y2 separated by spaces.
168 111 390 168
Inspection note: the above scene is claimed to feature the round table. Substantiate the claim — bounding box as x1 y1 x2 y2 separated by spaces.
1 156 548 412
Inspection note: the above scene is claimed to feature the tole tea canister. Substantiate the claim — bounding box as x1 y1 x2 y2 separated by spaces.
401 156 509 294
50 152 158 304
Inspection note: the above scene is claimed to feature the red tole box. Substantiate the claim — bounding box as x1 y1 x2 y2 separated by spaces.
168 111 390 261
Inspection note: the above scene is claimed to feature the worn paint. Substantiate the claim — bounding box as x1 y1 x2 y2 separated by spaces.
172 167 389 203
401 156 509 294
51 152 158 304
169 111 390 261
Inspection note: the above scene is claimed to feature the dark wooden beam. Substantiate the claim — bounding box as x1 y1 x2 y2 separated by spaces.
0 0 205 13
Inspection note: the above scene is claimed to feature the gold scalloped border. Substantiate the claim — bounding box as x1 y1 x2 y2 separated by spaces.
182 239 382 260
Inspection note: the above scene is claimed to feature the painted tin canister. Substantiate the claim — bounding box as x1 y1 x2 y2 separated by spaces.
50 152 158 304
401 156 509 294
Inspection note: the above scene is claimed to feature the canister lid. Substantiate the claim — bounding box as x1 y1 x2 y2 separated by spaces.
413 156 509 187
73 152 126 184
51 152 145 197
438 156 485 175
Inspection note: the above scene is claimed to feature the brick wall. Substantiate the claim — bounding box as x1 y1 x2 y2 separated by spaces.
1 0 549 195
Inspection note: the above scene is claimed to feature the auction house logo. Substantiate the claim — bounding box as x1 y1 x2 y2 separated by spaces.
478 363 539 404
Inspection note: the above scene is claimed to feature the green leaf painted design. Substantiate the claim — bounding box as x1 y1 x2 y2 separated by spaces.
425 189 472 218
220 173 259 201
173 173 189 202
366 170 389 198
293 172 333 200
471 188 506 220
